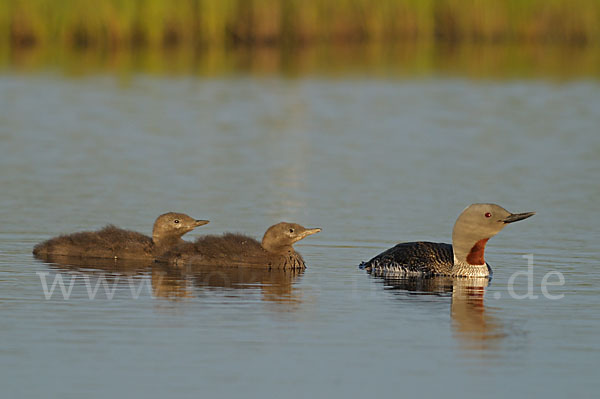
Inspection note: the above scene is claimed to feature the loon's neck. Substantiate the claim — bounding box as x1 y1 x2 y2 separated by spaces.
452 233 491 277
152 234 184 250
262 243 294 256
450 211 499 277
452 255 490 277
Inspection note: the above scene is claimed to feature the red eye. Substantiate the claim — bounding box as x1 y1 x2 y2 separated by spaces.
485 212 492 218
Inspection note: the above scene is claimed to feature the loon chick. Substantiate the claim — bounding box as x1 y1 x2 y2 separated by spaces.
360 204 534 277
162 222 321 270
33 212 209 261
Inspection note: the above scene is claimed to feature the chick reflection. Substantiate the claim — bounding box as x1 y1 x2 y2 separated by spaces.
371 272 504 352
33 254 166 298
35 253 154 275
151 268 194 299
35 254 303 305
36 256 195 300
164 266 304 305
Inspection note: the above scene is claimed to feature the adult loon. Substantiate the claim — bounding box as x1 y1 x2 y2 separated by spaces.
33 212 209 261
360 204 534 277
160 222 321 270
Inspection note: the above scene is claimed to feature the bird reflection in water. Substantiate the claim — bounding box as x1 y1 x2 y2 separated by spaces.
448 277 505 352
174 266 304 305
35 254 303 305
369 270 505 352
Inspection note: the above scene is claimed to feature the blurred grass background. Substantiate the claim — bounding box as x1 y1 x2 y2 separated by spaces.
1 0 599 78
2 0 600 50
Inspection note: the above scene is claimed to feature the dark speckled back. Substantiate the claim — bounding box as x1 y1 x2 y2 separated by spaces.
360 241 454 276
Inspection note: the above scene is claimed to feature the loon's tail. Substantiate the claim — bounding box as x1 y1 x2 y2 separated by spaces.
358 261 372 271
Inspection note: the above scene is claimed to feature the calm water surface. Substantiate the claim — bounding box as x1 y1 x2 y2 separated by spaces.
1 68 599 398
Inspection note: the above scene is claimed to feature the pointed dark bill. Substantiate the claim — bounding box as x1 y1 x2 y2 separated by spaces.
503 212 535 224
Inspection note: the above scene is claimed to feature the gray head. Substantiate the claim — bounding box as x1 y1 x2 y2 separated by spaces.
452 204 534 266
152 212 209 246
261 222 321 254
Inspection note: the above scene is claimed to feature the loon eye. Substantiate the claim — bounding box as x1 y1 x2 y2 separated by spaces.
289 228 294 233
174 219 180 224
484 213 492 218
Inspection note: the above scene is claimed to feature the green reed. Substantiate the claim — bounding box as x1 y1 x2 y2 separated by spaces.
2 0 600 49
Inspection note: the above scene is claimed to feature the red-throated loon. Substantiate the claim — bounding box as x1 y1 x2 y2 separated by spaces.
360 204 534 277
33 212 209 261
160 222 321 270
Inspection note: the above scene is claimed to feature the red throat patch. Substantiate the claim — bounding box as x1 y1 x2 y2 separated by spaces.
466 238 489 265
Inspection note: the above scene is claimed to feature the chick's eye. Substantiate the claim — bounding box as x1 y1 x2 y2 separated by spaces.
174 220 180 224
484 213 492 218
289 228 294 233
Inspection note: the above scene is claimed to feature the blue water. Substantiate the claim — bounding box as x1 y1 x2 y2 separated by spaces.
1 73 599 398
